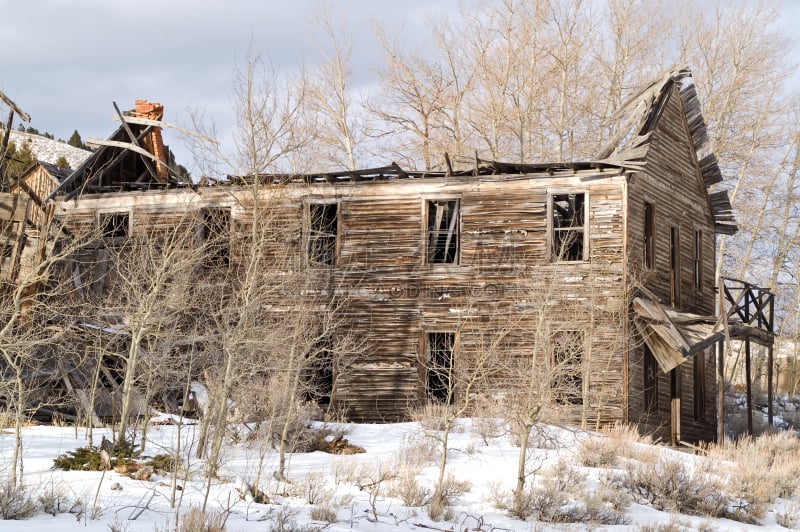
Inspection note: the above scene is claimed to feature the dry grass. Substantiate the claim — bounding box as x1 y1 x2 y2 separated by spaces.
175 506 227 532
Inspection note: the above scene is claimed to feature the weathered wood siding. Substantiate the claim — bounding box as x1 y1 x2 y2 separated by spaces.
54 171 629 425
626 84 718 442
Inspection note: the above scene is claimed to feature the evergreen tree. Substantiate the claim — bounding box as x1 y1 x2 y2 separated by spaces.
67 130 85 150
54 155 70 170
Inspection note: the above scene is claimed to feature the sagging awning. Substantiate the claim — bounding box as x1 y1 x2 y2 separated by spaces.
633 295 723 373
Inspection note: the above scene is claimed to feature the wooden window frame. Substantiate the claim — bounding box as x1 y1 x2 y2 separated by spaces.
644 202 655 269
424 198 460 265
304 199 339 267
549 192 587 263
550 329 585 406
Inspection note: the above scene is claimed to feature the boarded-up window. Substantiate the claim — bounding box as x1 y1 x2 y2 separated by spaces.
644 202 655 269
551 193 586 262
100 212 129 239
201 207 230 267
308 203 338 266
670 226 680 306
551 330 584 405
426 332 455 403
693 229 703 291
644 345 658 413
426 199 459 264
693 351 706 421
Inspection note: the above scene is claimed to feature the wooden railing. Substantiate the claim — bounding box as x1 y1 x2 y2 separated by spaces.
722 277 774 334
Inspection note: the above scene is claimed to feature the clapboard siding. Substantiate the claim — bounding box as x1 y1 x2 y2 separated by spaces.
626 83 718 442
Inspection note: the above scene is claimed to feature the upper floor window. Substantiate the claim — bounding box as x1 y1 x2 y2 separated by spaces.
307 202 338 266
99 212 130 240
644 202 655 269
670 226 681 307
426 199 459 264
200 207 231 267
693 229 703 292
550 193 586 262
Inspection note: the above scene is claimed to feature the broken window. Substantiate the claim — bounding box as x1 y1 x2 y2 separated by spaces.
670 226 681 306
307 202 338 266
693 229 703 292
693 351 706 421
426 332 455 403
99 212 129 239
551 193 586 262
643 344 658 413
551 330 584 405
200 207 231 267
0 220 18 273
426 199 459 264
644 202 655 269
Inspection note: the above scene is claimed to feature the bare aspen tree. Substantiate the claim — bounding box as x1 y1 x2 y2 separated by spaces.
305 5 364 171
100 209 202 444
0 213 99 487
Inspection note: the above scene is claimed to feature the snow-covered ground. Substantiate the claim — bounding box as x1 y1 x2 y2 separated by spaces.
0 415 797 531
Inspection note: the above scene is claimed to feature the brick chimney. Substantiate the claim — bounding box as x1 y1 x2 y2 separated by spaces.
133 99 169 182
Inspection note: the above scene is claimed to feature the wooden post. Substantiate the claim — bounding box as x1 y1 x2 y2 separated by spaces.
745 337 753 436
767 343 774 427
670 367 680 446
717 339 725 442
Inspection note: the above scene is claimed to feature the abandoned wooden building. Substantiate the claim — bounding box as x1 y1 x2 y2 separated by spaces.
0 71 775 444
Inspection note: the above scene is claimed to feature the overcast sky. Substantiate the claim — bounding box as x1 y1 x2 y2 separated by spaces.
1 0 798 175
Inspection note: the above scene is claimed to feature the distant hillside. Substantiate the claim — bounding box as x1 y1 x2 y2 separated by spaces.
5 129 91 170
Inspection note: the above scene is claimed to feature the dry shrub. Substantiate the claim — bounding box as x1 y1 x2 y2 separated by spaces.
296 471 334 506
499 458 588 521
388 468 432 507
309 505 338 523
330 458 360 486
776 503 799 529
614 457 727 518
469 396 507 444
0 483 38 520
578 434 619 468
410 402 449 431
398 432 438 470
177 506 227 532
704 430 800 522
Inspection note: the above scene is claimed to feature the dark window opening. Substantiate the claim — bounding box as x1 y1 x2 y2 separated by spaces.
693 351 706 421
100 212 129 239
551 330 584 405
551 193 586 262
302 337 333 406
670 226 680 306
644 202 655 269
426 199 459 264
644 345 659 413
693 229 703 291
201 208 231 267
308 203 338 266
426 332 455 403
